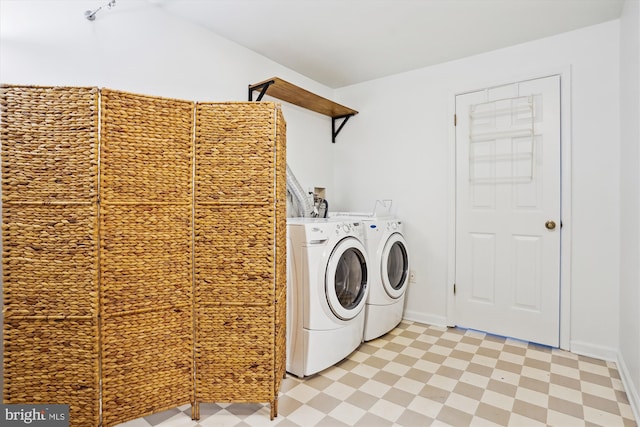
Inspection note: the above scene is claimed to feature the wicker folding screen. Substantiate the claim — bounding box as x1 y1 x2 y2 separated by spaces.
2 88 286 426
99 89 195 427
193 102 286 419
1 85 101 427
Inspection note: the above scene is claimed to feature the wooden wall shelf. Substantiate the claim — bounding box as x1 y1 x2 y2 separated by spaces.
249 77 358 142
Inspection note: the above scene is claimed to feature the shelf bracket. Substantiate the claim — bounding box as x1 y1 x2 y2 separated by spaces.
248 77 358 143
332 114 354 143
248 80 275 102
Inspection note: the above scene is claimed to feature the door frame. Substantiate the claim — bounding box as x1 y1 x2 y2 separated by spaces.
446 68 573 350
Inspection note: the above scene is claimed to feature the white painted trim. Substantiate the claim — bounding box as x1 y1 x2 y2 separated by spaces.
570 340 619 362
403 311 448 328
617 352 640 424
446 93 457 327
568 341 640 420
447 66 573 351
558 66 573 351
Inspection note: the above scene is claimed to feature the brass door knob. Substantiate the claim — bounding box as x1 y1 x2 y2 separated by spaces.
545 220 557 230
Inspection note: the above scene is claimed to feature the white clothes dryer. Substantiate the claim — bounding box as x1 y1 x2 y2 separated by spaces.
286 218 370 377
361 218 409 341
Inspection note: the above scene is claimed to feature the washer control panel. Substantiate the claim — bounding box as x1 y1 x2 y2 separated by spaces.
334 221 363 238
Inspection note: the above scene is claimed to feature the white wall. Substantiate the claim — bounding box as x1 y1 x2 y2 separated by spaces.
619 0 640 419
0 0 335 191
0 0 338 391
335 21 622 355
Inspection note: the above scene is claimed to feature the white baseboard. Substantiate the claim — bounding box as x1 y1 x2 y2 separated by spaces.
570 340 619 362
571 341 640 422
402 310 448 328
617 352 640 423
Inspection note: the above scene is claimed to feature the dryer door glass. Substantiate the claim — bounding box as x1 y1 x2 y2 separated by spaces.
326 237 369 321
382 233 409 299
335 248 367 310
387 242 408 290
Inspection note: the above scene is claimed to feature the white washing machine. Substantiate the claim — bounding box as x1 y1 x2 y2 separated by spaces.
286 218 369 377
330 213 410 341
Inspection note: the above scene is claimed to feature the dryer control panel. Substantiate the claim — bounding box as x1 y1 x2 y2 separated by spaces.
386 220 402 231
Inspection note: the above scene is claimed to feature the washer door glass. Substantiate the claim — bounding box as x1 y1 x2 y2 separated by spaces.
381 233 409 299
326 237 368 320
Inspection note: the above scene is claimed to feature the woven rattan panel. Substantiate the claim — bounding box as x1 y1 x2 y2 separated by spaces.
195 305 274 399
99 89 194 427
194 102 279 204
273 107 287 401
194 205 275 304
194 102 286 419
1 85 100 427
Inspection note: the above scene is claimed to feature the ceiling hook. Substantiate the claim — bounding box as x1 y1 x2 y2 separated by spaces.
85 0 116 21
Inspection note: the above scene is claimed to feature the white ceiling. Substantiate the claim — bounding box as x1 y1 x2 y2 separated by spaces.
156 0 625 88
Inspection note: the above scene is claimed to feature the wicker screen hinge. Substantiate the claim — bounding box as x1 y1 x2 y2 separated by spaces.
248 77 358 143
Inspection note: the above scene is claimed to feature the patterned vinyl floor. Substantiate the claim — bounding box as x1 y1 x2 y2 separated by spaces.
117 321 637 427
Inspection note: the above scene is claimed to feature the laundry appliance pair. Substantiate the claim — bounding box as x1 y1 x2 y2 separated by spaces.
285 215 409 378
331 213 410 342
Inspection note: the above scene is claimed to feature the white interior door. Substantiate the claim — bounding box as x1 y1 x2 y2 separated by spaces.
455 75 561 347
